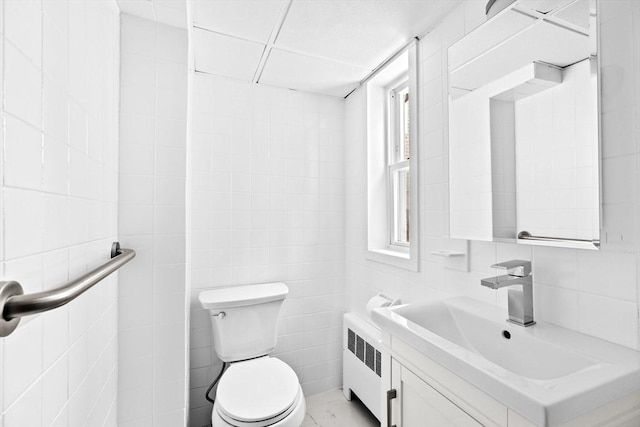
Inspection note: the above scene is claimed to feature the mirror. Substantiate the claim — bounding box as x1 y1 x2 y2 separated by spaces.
448 0 600 250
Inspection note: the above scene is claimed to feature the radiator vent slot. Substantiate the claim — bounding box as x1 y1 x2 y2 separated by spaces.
348 328 381 377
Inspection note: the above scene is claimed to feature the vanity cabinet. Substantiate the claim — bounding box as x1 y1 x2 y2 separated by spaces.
389 358 481 426
382 334 640 427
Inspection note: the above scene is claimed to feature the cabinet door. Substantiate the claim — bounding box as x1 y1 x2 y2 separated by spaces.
390 359 482 427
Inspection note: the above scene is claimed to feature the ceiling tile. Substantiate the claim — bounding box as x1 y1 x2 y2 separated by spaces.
193 28 265 81
192 0 288 43
275 0 459 69
259 49 370 97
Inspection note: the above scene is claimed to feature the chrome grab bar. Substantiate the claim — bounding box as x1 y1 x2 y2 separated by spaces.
517 231 600 248
0 242 136 337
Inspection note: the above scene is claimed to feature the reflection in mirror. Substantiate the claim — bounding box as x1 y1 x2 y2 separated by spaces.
448 0 600 250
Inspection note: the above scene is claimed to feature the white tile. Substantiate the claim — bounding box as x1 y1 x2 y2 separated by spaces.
154 205 186 234
157 59 187 90
4 115 43 190
157 22 187 61
119 175 155 205
4 0 42 67
119 327 153 360
578 293 638 349
120 13 157 57
68 148 92 198
120 144 155 175
3 379 43 427
153 408 185 427
156 118 186 148
577 250 637 301
43 77 69 146
532 246 577 289
121 82 156 116
43 0 69 35
119 204 154 236
155 147 186 176
4 188 43 259
2 317 43 408
156 87 187 120
119 355 153 390
43 13 68 85
120 113 155 145
42 356 68 427
534 284 578 330
4 43 42 128
120 53 156 87
43 194 70 251
43 136 69 195
42 305 69 369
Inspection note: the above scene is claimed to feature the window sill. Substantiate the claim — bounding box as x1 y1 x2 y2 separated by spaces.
366 247 418 271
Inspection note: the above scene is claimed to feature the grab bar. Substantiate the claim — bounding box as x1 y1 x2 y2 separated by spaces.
0 242 135 337
517 231 600 248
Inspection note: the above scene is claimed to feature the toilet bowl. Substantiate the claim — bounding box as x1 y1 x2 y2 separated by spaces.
211 357 306 427
199 283 305 427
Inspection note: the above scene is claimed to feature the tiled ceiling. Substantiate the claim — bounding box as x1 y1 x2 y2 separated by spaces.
118 0 462 98
192 0 460 97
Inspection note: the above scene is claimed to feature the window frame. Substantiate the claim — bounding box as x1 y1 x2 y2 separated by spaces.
387 78 411 250
365 43 419 271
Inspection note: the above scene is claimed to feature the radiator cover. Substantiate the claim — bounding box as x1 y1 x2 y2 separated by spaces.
343 312 382 420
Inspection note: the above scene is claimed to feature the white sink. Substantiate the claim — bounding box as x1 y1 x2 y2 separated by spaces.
372 297 640 426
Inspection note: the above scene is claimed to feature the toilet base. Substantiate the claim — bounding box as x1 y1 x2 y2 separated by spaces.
211 385 306 427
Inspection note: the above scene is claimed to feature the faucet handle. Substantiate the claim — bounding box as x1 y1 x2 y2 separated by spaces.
490 259 531 277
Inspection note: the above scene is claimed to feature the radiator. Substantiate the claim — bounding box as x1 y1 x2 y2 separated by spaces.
342 312 383 421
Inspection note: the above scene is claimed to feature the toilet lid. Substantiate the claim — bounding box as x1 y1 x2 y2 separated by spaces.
216 357 300 423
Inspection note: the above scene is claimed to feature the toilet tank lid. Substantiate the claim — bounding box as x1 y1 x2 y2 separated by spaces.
199 282 289 310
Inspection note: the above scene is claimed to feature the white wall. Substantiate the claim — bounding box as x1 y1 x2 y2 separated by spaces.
345 0 640 350
187 73 345 426
118 14 189 427
0 0 121 426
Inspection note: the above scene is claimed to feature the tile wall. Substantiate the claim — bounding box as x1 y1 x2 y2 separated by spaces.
187 73 345 426
516 60 599 241
0 0 121 426
345 0 640 350
117 14 189 427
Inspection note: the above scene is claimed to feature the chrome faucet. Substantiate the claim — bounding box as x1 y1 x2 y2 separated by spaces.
481 260 535 327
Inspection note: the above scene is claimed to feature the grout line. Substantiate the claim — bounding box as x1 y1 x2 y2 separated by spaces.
252 0 294 84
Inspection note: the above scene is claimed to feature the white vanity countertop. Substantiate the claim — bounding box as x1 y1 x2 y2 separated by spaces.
372 297 640 426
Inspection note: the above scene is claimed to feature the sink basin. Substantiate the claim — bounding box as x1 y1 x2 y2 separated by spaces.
372 297 640 426
394 299 600 381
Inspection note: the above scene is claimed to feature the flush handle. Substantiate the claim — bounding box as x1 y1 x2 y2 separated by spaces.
386 389 397 427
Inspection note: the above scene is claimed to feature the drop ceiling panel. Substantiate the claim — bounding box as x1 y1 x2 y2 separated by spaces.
275 0 458 70
192 0 288 43
260 49 370 97
194 28 265 81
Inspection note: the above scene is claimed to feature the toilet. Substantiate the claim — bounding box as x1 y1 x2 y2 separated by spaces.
199 282 306 427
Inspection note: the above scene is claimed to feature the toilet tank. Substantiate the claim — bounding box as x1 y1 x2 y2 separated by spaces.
198 283 288 362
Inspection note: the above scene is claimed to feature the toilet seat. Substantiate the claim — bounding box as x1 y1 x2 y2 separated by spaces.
215 357 302 427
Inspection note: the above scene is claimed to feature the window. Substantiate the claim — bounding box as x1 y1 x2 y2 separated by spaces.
388 81 410 247
366 45 418 270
